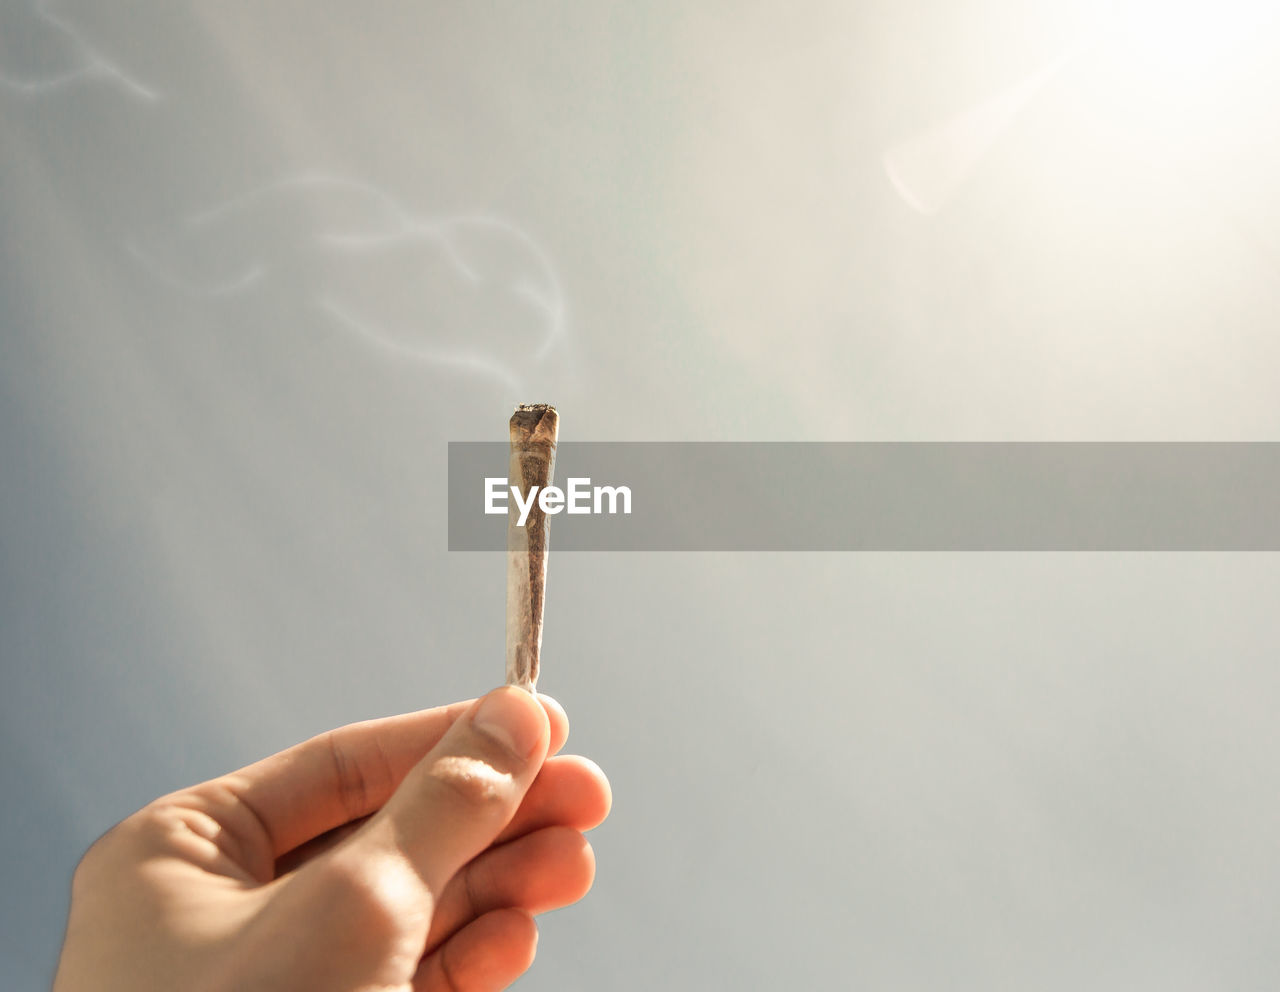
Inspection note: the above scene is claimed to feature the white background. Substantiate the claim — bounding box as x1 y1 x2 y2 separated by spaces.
3 2 1279 988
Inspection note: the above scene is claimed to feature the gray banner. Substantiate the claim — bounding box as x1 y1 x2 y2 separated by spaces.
447 442 1280 550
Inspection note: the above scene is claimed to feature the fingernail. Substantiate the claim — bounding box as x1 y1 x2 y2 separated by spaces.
472 687 545 759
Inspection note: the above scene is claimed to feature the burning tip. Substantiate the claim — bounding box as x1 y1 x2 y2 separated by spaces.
510 403 559 445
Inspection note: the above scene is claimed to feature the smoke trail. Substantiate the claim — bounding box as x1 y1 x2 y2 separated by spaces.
126 242 267 298
132 173 569 388
314 212 567 362
318 296 526 393
0 0 158 101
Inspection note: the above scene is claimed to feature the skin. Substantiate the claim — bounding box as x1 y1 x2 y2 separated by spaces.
52 687 611 992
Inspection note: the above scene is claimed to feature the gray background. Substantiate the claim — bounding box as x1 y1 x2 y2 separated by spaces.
3 1 1279 989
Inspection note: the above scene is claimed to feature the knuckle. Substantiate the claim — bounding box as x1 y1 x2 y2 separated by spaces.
323 730 396 824
71 803 170 889
318 858 385 912
313 852 427 939
325 731 373 823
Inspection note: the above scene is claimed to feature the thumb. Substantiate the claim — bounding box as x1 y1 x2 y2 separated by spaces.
353 686 551 897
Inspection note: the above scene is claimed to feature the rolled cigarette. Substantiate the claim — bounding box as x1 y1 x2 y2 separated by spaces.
506 403 559 692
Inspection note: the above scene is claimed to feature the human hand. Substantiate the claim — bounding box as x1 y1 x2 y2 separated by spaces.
52 687 611 991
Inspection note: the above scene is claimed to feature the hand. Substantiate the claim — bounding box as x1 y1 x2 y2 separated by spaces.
52 687 611 991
